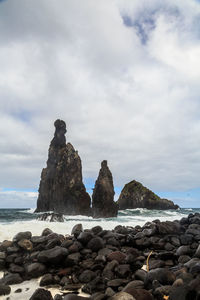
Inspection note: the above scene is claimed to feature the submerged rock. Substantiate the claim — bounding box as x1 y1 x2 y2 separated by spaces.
117 180 179 210
35 119 91 215
92 160 118 218
37 212 64 222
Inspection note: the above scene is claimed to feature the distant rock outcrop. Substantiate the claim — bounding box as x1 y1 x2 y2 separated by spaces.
117 180 179 210
92 160 118 218
35 119 91 215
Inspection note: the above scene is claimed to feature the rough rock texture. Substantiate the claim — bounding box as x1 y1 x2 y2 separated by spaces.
1 213 200 299
117 180 179 210
35 120 91 215
92 160 118 218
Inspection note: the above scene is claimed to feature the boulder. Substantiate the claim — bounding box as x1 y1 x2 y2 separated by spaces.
0 273 23 285
87 237 104 252
117 180 179 210
40 274 54 286
37 246 68 264
35 119 91 215
92 160 118 218
0 284 11 296
26 263 46 278
13 231 32 242
18 239 33 251
29 288 53 300
110 292 136 300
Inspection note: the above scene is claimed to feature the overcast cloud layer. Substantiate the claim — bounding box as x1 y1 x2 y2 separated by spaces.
1 0 200 207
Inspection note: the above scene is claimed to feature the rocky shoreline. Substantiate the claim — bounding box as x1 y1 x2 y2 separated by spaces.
0 213 200 300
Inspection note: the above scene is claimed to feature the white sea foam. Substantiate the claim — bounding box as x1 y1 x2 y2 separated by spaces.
0 210 188 241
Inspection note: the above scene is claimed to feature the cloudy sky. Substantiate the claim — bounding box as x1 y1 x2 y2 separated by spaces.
1 0 200 208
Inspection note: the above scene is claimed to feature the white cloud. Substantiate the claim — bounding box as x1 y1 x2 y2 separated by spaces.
0 190 37 208
0 0 200 207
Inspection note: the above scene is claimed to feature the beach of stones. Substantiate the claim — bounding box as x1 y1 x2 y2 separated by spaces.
0 213 200 300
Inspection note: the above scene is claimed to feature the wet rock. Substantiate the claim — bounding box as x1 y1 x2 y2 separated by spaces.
54 295 63 300
103 260 118 280
65 252 81 266
30 288 53 300
178 255 191 264
169 285 194 300
42 228 53 236
107 251 126 262
0 240 13 251
63 295 90 300
110 292 136 300
195 244 200 258
79 270 96 283
92 226 103 235
171 236 180 247
105 287 115 297
176 245 193 256
107 279 129 288
37 212 64 222
9 263 24 274
26 263 46 278
92 160 118 218
144 268 175 288
40 274 54 286
77 232 93 245
87 237 104 252
123 281 144 292
98 248 113 257
157 221 181 235
0 252 6 260
18 239 33 251
38 246 68 264
13 231 32 242
153 285 171 300
82 276 106 294
134 270 146 282
0 273 23 285
115 264 131 278
123 288 153 300
0 284 11 296
180 234 193 245
31 236 48 244
71 224 83 236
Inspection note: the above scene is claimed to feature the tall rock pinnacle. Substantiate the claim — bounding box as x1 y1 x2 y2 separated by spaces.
92 160 118 218
35 119 91 215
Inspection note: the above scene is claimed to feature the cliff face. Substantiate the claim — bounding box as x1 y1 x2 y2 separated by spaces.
117 180 179 210
92 160 118 218
35 120 91 215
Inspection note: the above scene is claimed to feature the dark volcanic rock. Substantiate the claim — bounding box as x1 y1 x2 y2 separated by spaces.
117 180 179 210
26 263 46 278
0 284 11 296
37 246 68 264
35 119 91 215
37 213 64 222
30 288 53 300
0 273 23 285
92 160 118 218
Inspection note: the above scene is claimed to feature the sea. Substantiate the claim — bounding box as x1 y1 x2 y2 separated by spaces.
0 207 200 242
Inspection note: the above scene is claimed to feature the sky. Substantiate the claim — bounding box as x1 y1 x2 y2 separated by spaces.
0 0 200 208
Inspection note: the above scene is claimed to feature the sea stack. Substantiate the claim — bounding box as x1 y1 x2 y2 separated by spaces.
117 180 179 210
92 160 118 218
35 119 91 215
